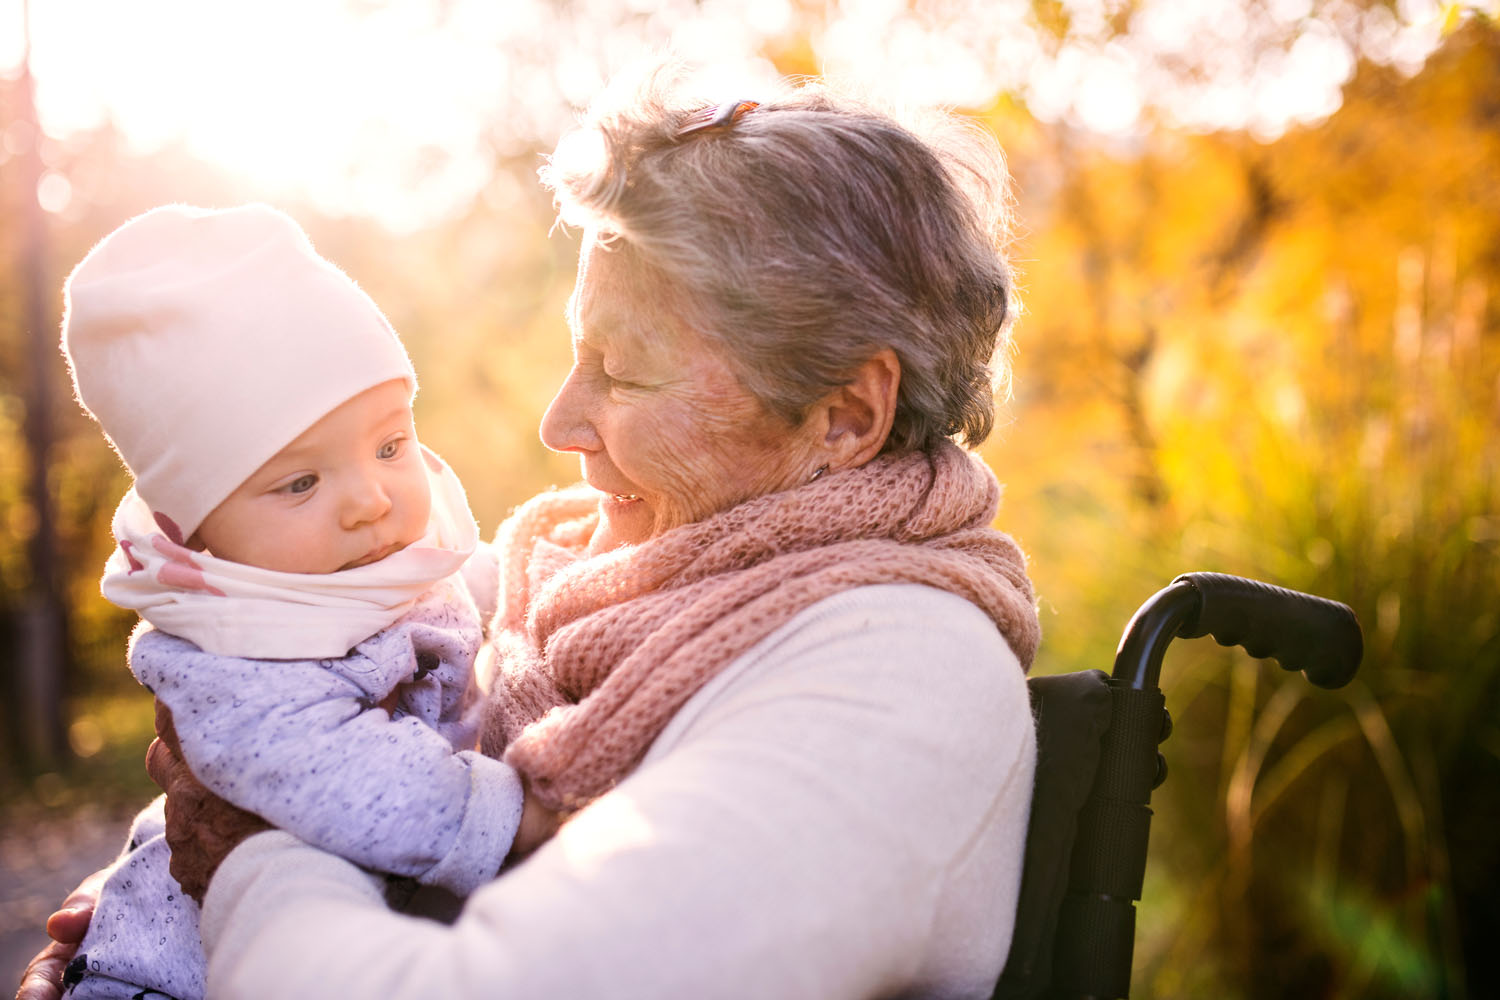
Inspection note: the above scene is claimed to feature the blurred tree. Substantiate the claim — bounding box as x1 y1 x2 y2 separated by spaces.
2 3 69 772
989 16 1499 999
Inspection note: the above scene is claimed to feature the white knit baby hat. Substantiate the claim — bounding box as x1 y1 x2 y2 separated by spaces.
62 203 417 542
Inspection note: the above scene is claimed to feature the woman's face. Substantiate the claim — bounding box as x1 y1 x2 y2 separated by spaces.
540 241 821 552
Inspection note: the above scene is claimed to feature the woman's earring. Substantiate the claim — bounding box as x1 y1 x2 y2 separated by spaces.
810 464 829 482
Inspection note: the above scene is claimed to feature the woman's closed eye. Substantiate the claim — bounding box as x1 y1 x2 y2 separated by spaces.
602 363 654 393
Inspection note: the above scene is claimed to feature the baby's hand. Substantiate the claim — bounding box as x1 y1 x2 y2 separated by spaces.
509 785 562 860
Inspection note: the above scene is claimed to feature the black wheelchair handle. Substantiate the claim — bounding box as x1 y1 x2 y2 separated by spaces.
1113 572 1363 691
1173 572 1362 689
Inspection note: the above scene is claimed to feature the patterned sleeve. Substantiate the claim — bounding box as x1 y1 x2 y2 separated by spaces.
130 627 522 896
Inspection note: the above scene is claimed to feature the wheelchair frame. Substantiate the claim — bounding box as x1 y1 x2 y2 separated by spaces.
995 572 1364 1000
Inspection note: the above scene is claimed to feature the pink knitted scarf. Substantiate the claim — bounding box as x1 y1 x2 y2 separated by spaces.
481 441 1040 811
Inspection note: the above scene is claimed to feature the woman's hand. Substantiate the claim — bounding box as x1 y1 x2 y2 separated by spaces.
14 867 107 1000
146 700 270 902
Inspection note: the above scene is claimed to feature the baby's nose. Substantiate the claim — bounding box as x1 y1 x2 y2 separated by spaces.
343 478 393 527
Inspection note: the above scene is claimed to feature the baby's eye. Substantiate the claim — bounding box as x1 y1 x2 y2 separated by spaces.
282 474 318 495
377 437 405 460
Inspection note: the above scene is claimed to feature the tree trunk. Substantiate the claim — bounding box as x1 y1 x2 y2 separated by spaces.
10 11 70 770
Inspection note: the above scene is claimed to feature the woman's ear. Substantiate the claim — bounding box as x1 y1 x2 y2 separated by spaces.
816 348 901 469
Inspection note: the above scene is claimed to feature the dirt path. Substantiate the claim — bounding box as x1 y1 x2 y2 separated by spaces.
1 803 137 993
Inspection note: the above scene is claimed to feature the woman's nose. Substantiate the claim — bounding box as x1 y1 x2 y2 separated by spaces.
539 367 601 454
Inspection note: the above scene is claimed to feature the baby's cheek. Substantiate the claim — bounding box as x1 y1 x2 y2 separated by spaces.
406 488 434 541
270 525 336 574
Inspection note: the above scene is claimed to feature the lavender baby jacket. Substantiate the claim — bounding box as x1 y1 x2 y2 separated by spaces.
130 568 522 893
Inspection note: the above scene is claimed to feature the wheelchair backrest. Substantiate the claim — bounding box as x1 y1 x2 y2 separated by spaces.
994 573 1363 1000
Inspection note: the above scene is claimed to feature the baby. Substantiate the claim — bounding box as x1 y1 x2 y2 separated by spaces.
58 204 523 1000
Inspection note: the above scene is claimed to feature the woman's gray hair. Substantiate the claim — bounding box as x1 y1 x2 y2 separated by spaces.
541 67 1017 452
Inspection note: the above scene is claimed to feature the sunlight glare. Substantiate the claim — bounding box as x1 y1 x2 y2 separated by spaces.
36 169 71 213
1074 42 1144 134
0 0 22 71
1267 0 1315 21
9 0 505 229
1024 35 1150 135
3 0 1486 227
820 0 1032 108
1250 24 1354 139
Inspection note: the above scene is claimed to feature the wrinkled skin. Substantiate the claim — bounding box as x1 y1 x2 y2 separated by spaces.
13 869 102 1000
540 239 825 554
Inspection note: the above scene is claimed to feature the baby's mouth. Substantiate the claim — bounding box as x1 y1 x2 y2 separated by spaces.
341 541 405 570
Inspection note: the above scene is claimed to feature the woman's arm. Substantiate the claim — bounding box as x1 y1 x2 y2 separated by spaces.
198 584 1036 1000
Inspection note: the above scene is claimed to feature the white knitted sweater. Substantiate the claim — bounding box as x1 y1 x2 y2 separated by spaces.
200 583 1036 1000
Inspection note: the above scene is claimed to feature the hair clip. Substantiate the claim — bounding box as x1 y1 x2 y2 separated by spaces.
676 99 760 137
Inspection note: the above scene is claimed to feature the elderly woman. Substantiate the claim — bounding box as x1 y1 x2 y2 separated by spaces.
21 73 1039 1000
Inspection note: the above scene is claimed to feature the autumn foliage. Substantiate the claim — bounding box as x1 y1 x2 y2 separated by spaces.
1 13 1496 999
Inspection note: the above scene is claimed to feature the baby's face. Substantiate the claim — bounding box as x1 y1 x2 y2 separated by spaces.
193 379 433 574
